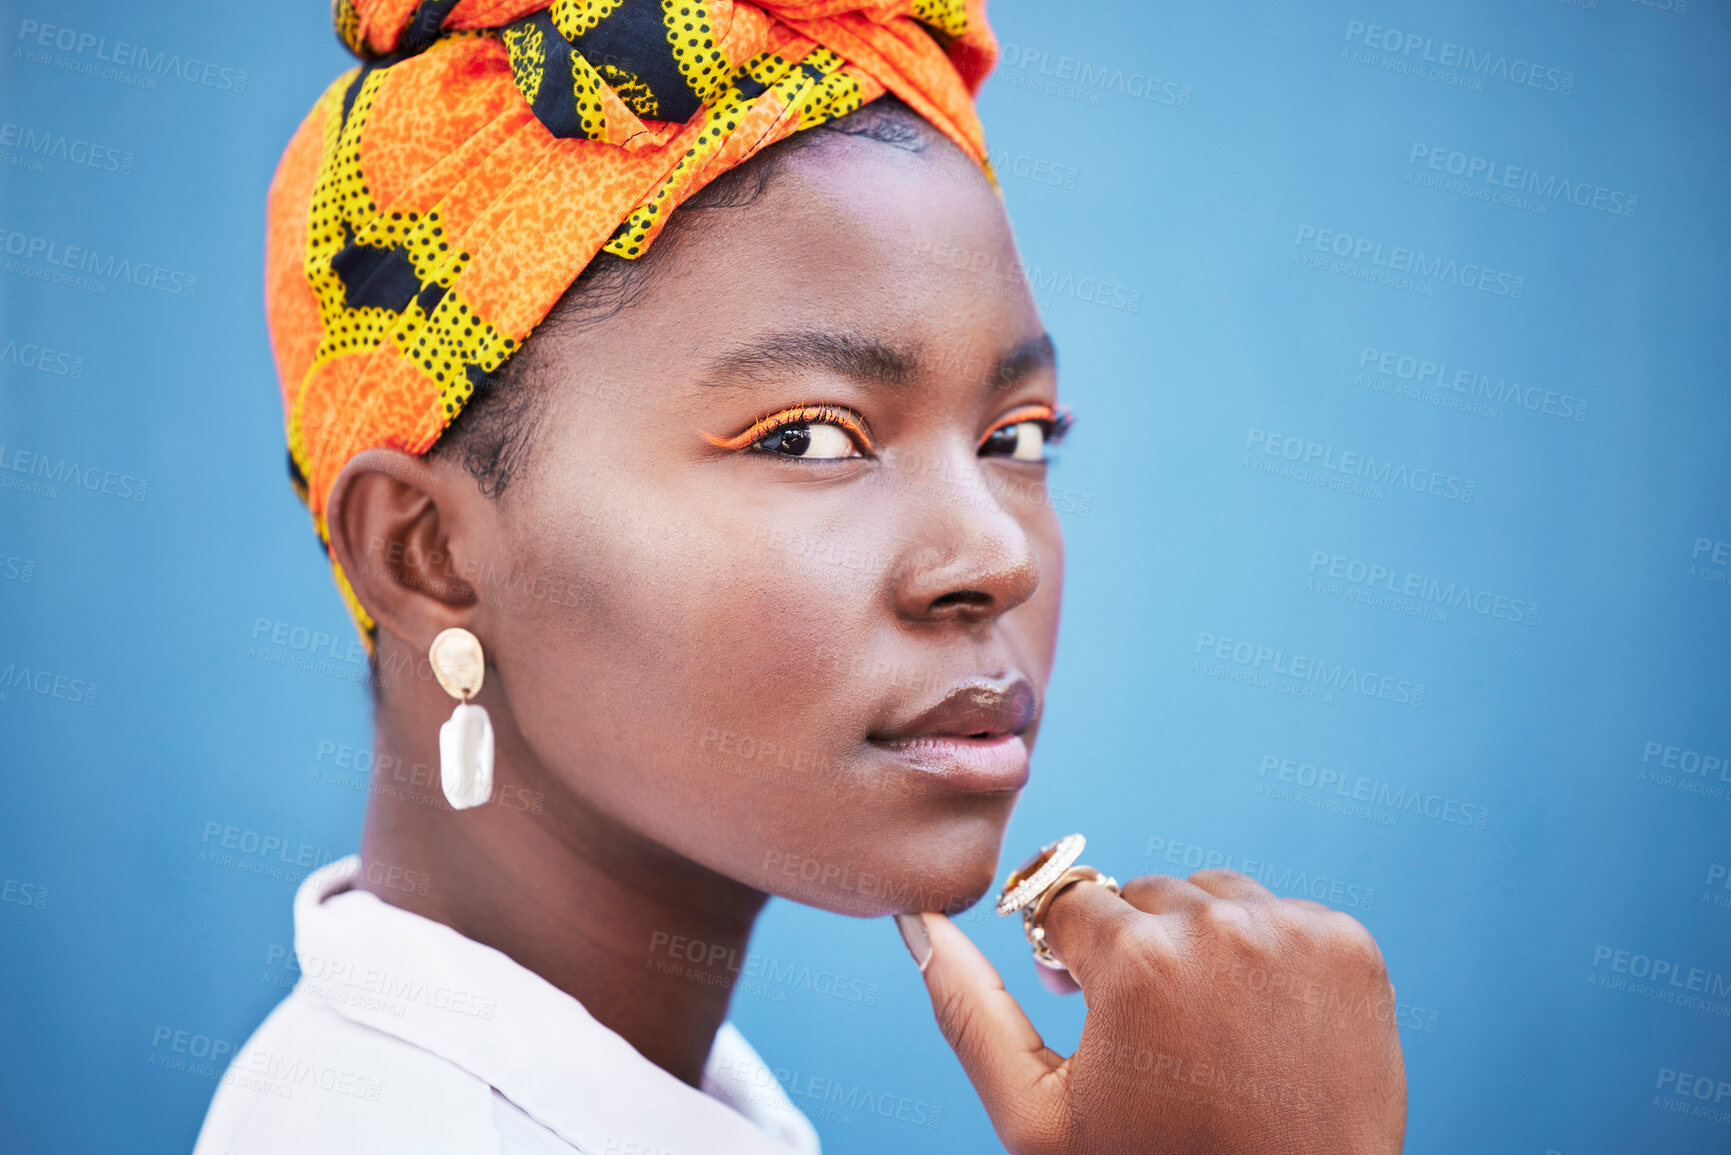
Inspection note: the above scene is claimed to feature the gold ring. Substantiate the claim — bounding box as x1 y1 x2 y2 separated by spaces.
1023 865 1119 971
996 834 1086 916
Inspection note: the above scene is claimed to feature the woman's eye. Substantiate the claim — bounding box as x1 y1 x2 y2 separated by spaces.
980 420 1048 462
757 422 861 459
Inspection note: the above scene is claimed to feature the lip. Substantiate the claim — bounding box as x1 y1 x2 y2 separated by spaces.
868 678 1037 793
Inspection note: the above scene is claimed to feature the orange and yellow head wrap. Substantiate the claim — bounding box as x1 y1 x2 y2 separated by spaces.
265 0 999 641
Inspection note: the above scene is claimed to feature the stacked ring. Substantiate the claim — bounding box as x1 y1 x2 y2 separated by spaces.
1024 865 1120 970
996 834 1086 916
996 834 1121 973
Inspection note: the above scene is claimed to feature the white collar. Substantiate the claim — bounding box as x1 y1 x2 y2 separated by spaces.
293 856 819 1154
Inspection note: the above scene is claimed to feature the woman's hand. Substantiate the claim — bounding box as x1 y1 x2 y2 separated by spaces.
900 869 1407 1154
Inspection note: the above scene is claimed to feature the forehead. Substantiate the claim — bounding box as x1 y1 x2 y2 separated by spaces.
545 131 1040 380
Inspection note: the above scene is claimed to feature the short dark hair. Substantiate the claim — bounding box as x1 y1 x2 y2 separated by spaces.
429 94 938 498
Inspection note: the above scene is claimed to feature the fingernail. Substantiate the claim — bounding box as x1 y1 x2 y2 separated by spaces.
895 912 933 973
1034 961 1082 996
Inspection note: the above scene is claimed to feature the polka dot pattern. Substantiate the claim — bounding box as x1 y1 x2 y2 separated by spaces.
912 0 968 39
664 1 730 105
334 0 365 56
552 0 623 40
503 21 546 106
569 51 609 139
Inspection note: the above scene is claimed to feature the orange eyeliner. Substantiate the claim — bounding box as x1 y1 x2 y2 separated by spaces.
701 403 876 452
979 403 1071 449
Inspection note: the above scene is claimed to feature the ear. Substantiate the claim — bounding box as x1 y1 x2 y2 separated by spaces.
324 448 487 652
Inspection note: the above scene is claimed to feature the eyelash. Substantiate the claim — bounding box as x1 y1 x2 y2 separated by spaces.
703 404 877 454
702 402 1073 457
981 403 1073 454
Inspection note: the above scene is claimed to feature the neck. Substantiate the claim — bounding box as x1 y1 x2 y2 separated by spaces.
356 693 767 1087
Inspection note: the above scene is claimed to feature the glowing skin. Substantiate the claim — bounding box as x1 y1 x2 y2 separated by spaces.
328 114 1064 1085
325 108 1405 1154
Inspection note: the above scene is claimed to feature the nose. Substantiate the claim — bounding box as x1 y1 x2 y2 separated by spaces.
887 449 1042 626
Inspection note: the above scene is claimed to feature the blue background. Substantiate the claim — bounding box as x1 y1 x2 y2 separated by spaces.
2 1 1727 1152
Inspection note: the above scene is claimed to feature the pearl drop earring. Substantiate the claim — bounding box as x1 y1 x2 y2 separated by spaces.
429 627 494 810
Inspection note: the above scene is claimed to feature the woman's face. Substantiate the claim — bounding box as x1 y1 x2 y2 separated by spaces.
478 130 1062 916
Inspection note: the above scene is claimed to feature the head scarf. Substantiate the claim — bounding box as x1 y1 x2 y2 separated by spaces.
266 0 998 641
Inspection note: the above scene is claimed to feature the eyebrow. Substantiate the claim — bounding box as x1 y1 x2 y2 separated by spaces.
701 329 1057 392
703 330 916 389
988 333 1057 390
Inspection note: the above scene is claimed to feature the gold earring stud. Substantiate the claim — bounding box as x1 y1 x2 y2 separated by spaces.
429 627 493 810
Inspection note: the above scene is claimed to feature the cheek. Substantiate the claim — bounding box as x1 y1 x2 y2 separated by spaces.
496 474 883 762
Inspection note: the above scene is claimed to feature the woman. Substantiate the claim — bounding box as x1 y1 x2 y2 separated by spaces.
199 1 1406 1151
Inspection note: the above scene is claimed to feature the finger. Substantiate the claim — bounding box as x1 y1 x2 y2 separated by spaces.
1119 871 1211 915
1187 868 1277 903
1283 897 1333 913
1036 873 1151 991
898 913 1069 1145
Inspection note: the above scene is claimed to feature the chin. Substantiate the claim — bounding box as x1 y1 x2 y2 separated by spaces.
932 800 1016 896
876 813 1009 918
757 795 1014 917
931 876 995 918
922 839 1003 916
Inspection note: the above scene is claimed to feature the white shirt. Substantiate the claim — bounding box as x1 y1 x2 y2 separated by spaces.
195 856 821 1155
